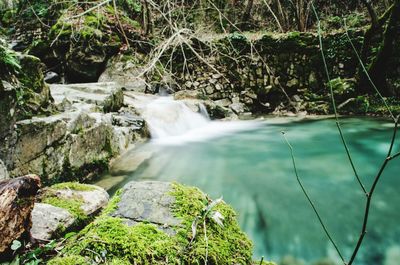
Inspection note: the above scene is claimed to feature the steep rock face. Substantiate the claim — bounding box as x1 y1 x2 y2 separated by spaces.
0 53 53 166
0 175 41 255
6 83 148 183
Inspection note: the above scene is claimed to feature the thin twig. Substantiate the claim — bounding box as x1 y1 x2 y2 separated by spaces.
281 131 346 263
311 2 366 194
343 18 395 121
348 117 400 265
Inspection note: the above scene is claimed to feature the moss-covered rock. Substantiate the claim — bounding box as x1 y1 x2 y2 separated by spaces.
48 181 257 264
0 43 54 169
31 182 109 240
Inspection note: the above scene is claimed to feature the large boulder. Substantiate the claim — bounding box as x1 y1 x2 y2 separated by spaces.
0 175 41 255
48 181 256 264
99 54 148 93
31 182 109 241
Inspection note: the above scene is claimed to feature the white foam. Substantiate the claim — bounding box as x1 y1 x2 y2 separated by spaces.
141 96 261 145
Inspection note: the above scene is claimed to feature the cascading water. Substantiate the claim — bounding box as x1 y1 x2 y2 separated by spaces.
141 96 260 144
142 97 209 138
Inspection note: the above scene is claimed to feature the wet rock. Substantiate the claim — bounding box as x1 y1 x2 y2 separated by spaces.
0 175 41 254
112 112 145 129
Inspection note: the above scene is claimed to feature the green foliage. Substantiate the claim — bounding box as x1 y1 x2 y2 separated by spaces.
1 240 57 265
48 183 255 264
101 189 122 216
0 43 21 77
117 0 142 14
327 78 355 98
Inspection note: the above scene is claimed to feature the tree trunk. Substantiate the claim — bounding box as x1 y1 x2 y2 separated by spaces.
359 0 400 96
362 0 379 27
0 175 41 257
242 0 254 22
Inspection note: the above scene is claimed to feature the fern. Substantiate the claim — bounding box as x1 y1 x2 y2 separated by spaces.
0 43 21 76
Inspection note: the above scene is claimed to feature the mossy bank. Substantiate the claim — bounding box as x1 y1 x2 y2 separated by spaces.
48 182 274 265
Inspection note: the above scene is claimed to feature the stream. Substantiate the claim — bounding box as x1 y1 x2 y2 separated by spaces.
96 96 400 265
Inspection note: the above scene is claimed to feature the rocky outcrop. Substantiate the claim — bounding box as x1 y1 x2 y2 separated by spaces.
48 181 255 264
0 53 53 166
31 182 109 241
4 82 148 183
0 175 41 255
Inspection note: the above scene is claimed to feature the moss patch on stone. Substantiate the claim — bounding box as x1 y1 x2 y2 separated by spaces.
51 182 96 192
48 255 89 265
41 193 87 223
170 183 254 264
48 183 258 264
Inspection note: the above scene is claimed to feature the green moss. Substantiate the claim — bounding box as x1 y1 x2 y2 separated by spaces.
46 156 110 186
51 182 96 191
48 255 89 265
41 193 87 223
101 189 122 216
49 183 256 264
170 183 253 264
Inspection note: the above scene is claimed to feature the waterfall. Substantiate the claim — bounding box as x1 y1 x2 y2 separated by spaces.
141 96 260 145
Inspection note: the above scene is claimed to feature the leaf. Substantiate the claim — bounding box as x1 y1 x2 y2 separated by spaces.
64 232 77 239
191 218 198 240
210 211 225 227
11 240 22 251
204 196 223 215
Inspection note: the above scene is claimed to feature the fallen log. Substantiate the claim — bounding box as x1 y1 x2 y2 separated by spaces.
0 175 41 255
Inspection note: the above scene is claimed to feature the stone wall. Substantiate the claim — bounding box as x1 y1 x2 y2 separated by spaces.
164 31 367 115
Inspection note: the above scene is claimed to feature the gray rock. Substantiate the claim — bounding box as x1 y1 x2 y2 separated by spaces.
173 90 202 100
205 85 214 94
230 103 245 114
50 82 124 113
215 98 232 107
99 55 147 93
31 203 75 241
0 160 9 180
112 181 181 232
212 73 222 79
31 184 109 240
54 185 109 215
